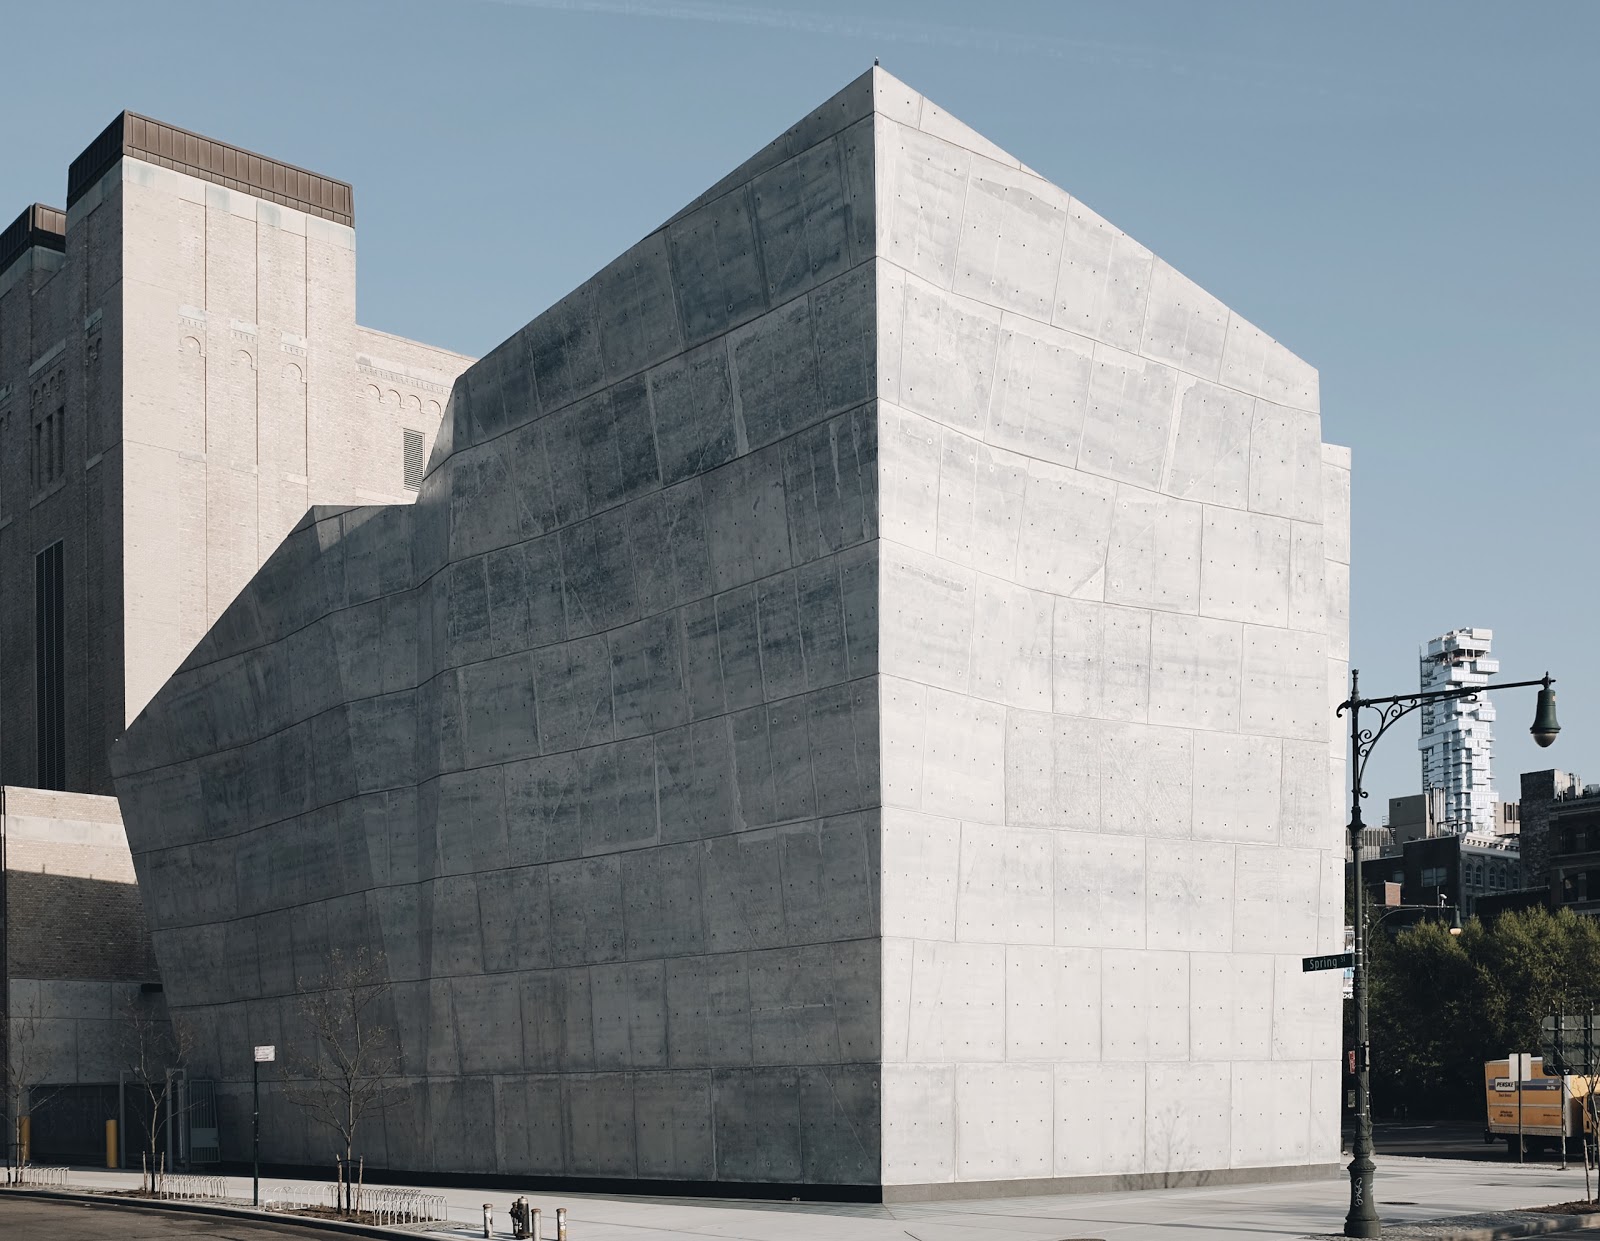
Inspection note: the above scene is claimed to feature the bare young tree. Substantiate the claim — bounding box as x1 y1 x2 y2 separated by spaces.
282 947 399 1215
1578 1069 1600 1203
119 991 189 1192
3 989 60 1183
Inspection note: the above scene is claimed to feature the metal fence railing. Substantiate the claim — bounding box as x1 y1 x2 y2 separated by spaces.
154 1173 229 1202
12 1166 69 1189
366 1187 450 1225
262 1183 319 1212
261 1182 447 1225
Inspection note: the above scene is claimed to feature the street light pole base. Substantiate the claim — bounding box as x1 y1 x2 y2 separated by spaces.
1344 1150 1380 1238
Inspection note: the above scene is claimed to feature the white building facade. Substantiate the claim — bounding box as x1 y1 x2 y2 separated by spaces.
0 112 474 795
1418 627 1498 836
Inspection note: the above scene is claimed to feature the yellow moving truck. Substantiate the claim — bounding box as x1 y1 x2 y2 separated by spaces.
1484 1055 1594 1155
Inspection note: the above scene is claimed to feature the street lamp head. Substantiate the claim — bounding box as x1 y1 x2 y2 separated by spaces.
1449 905 1463 935
1530 674 1560 748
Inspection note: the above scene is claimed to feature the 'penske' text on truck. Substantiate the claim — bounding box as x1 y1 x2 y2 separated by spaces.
1484 1055 1594 1155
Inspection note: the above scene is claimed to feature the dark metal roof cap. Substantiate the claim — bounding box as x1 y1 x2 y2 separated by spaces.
0 203 67 279
67 111 354 226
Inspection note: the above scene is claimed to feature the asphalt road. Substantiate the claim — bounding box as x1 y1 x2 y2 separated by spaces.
1347 1118 1585 1162
0 1196 346 1240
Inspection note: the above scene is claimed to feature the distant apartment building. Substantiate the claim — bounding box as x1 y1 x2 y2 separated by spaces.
0 112 474 795
1353 788 1525 920
1356 830 1521 919
1518 770 1600 914
1419 628 1499 835
1387 790 1445 847
1353 789 1519 864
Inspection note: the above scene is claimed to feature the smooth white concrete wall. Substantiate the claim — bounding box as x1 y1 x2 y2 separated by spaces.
869 74 1348 1190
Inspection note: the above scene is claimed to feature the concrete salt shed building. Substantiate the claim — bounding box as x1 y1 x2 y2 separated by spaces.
113 68 1351 1197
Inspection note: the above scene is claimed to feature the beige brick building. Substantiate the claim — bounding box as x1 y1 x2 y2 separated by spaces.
1 785 161 1162
0 113 473 795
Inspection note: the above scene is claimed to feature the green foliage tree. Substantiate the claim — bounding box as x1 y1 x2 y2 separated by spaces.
1368 919 1482 1115
1362 907 1600 1117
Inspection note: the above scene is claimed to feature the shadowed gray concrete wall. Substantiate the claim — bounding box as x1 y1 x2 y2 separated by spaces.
114 72 884 1187
112 67 1347 1195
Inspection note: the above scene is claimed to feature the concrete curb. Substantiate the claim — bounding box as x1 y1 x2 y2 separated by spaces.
1306 1208 1600 1240
0 1185 455 1238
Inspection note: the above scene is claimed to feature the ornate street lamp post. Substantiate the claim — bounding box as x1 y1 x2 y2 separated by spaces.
1339 669 1558 1238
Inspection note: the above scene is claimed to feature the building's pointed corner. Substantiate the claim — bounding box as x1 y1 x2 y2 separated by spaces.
664 66 881 229
864 66 1038 175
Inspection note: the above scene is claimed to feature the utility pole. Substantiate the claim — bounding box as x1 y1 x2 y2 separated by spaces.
252 1045 274 1207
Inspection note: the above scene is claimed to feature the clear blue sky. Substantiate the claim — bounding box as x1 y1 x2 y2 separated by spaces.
4 1 1596 817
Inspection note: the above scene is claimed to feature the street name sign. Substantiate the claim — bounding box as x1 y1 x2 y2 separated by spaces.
1303 952 1354 972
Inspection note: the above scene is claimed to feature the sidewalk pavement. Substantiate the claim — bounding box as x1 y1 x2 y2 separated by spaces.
17 1157 1600 1241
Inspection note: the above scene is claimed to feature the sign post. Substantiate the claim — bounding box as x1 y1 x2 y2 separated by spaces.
1511 1052 1531 1163
252 1045 275 1207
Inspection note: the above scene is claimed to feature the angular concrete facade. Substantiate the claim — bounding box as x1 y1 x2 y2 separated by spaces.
113 69 1350 1196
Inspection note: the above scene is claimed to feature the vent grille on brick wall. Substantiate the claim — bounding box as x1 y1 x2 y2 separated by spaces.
402 428 424 489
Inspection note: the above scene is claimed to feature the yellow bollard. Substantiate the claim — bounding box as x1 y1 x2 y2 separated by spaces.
106 1119 119 1168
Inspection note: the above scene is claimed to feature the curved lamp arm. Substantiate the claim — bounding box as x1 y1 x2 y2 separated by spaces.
1368 901 1463 934
1338 673 1556 802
